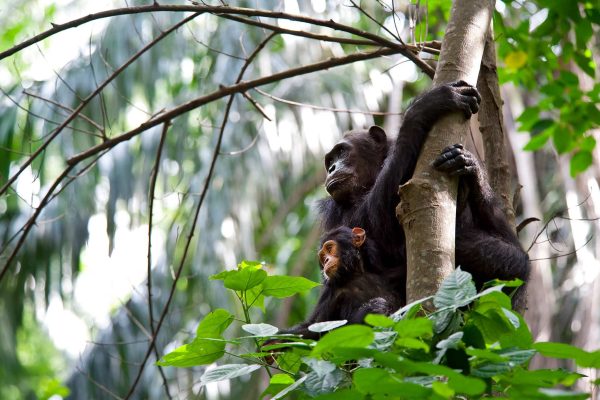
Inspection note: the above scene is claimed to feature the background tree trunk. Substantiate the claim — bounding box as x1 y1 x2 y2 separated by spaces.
398 0 495 306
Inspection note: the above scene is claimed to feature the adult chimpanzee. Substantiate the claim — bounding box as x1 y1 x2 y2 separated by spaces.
279 226 400 340
319 81 529 306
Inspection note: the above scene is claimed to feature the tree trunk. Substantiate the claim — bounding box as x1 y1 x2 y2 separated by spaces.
398 0 494 307
477 27 516 228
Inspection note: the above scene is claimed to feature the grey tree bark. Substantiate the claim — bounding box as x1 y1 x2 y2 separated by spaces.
398 0 495 306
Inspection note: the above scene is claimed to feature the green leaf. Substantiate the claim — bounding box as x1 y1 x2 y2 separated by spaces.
196 309 234 337
371 330 397 351
308 320 347 332
553 126 572 153
225 267 267 291
244 285 265 311
580 135 597 152
534 342 600 368
353 368 431 397
262 275 320 298
395 337 430 352
506 369 584 388
574 51 596 78
517 106 541 130
433 268 477 309
559 71 579 86
302 358 345 396
276 349 307 374
272 375 308 399
394 317 433 339
262 373 296 399
364 314 394 328
210 261 267 291
241 323 278 336
311 325 374 356
199 364 262 385
157 338 225 367
570 151 593 176
575 20 593 48
524 130 551 151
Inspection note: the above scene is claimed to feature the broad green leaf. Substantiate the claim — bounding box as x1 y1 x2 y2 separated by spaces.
308 320 347 332
580 135 597 152
157 338 225 367
261 373 295 399
574 51 596 78
371 331 397 351
244 285 265 311
570 151 593 176
553 126 572 154
364 314 394 328
276 349 307 374
394 317 433 338
524 130 551 151
272 375 308 399
505 369 584 388
199 364 261 385
395 337 430 352
302 358 344 397
196 309 234 337
311 325 374 356
559 71 579 86
353 368 430 397
262 275 320 298
433 268 477 309
517 106 541 130
534 342 600 368
241 323 278 336
432 381 454 399
224 267 267 291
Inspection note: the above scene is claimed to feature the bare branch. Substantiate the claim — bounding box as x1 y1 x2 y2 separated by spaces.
146 121 173 400
252 87 402 116
0 4 434 76
67 47 401 167
123 31 278 399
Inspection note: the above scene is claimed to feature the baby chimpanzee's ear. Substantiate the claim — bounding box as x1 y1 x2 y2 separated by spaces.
351 227 366 248
368 125 387 144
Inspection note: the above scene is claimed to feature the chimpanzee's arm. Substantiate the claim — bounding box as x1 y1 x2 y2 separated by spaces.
433 145 530 297
361 82 481 234
348 297 395 324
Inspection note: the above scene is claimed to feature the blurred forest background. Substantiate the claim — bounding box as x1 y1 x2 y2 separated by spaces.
0 0 599 399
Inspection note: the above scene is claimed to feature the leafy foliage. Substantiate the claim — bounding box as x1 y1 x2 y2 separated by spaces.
496 0 600 176
159 263 598 399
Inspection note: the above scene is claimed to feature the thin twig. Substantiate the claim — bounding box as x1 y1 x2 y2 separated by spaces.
0 4 434 76
22 90 105 133
146 120 173 399
123 31 278 399
67 47 401 167
349 0 404 44
252 87 402 116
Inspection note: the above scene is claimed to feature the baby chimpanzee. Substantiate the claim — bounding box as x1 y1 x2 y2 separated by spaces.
279 226 401 340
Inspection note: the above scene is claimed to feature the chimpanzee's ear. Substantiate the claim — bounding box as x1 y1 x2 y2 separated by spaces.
368 125 387 144
351 227 366 248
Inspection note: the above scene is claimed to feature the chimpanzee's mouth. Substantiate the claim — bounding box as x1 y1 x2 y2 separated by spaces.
325 175 350 192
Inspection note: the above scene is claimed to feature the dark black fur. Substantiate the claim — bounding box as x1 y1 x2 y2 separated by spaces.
318 82 530 306
280 227 400 340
